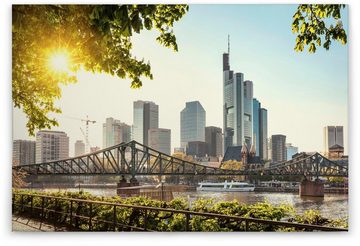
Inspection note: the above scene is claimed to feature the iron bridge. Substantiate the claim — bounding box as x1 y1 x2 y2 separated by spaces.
13 141 348 178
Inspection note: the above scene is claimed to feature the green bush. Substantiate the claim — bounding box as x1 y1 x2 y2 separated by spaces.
12 189 347 231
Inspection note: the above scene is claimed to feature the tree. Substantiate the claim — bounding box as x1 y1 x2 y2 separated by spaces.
292 4 347 53
12 5 188 135
221 160 243 170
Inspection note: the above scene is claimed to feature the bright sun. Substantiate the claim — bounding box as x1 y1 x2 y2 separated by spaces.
48 50 70 73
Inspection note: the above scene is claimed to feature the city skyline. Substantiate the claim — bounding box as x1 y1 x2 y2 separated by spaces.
13 5 348 156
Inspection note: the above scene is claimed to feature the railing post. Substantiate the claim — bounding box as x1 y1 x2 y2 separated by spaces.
89 203 92 231
245 220 249 231
144 209 148 231
30 196 33 217
113 205 117 231
185 213 190 231
21 194 24 213
41 197 45 219
70 200 73 228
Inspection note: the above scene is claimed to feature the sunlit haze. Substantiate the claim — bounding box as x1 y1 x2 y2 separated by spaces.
13 5 348 156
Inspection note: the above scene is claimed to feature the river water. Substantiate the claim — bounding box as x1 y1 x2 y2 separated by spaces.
32 188 348 220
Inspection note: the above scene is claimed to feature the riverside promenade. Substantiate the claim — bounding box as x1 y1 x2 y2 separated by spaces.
12 216 67 232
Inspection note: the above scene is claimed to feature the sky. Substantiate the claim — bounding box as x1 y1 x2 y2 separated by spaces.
13 4 349 156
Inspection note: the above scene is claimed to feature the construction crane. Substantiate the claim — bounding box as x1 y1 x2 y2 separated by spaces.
63 115 96 152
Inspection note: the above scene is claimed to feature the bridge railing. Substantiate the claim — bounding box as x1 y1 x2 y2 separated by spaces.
12 192 347 232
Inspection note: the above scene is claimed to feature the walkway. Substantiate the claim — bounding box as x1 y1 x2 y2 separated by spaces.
12 216 68 232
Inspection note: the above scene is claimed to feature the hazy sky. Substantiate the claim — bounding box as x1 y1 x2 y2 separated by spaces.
13 4 349 156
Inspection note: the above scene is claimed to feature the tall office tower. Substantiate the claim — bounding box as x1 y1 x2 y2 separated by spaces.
271 134 286 163
286 143 298 161
74 140 85 156
267 138 272 161
252 99 261 157
180 101 206 149
103 117 131 148
13 140 36 166
243 80 253 146
259 108 268 160
324 126 344 155
35 130 69 163
223 42 245 153
133 100 159 145
148 128 171 155
252 99 268 160
205 126 223 157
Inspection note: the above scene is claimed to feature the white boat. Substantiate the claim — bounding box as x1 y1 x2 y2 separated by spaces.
197 180 255 192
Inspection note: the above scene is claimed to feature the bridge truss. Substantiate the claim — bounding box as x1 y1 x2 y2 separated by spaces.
13 141 348 178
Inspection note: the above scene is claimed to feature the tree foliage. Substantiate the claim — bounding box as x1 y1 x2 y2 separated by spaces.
292 4 347 53
221 160 243 170
12 5 188 135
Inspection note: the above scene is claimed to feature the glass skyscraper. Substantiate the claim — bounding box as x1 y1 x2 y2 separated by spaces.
133 100 159 145
253 98 261 156
180 101 206 149
253 98 268 159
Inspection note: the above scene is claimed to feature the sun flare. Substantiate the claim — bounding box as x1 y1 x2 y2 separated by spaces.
48 50 70 73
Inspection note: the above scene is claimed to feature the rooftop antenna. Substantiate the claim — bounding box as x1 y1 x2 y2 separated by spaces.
228 34 230 54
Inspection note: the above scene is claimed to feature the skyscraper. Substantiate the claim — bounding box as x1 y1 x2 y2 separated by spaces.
205 126 223 157
35 130 69 163
13 140 36 166
324 126 344 155
259 108 268 160
74 140 85 156
252 99 261 156
148 128 171 155
180 101 206 149
271 134 286 163
103 117 131 148
133 100 159 145
286 143 298 161
252 99 268 160
243 80 253 146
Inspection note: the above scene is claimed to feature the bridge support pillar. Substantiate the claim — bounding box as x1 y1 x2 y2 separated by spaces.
299 179 324 197
116 176 140 196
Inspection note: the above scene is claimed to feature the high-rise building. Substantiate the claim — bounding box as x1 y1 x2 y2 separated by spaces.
205 126 223 157
186 141 207 158
271 134 286 163
253 99 261 157
324 126 344 155
243 80 253 146
259 108 268 160
133 100 159 145
252 99 268 160
148 128 171 155
35 130 69 163
13 140 36 166
90 146 100 153
103 117 131 148
74 140 85 156
223 49 244 152
180 101 206 149
286 143 298 161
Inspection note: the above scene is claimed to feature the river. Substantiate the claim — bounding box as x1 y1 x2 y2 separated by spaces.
31 187 348 220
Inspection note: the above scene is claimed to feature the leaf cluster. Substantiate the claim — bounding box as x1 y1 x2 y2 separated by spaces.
292 4 347 53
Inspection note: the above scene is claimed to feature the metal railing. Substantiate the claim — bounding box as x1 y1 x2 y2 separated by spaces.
12 192 347 232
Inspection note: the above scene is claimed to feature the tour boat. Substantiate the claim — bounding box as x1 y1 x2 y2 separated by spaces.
197 180 255 192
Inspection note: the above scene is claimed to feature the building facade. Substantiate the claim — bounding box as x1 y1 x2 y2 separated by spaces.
252 99 261 157
271 134 286 163
286 143 298 161
243 80 253 146
148 128 171 155
35 130 69 163
103 117 131 148
133 101 159 145
223 50 245 152
180 101 206 149
205 126 223 157
186 141 207 158
324 126 344 155
259 108 268 160
74 140 85 156
13 140 36 166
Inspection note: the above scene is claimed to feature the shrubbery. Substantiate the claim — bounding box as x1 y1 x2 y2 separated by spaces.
12 189 347 231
